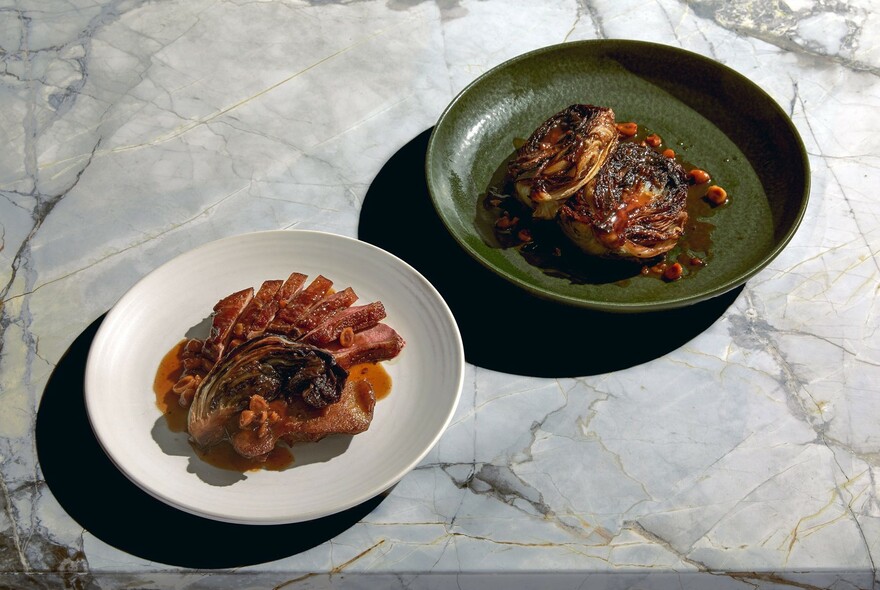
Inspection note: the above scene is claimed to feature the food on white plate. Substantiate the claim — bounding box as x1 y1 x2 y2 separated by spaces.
156 272 404 470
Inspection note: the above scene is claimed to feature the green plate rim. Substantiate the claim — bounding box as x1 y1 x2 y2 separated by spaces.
425 39 811 313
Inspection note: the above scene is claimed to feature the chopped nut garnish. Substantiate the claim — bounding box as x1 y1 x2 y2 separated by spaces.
339 326 355 348
705 185 728 206
616 122 638 136
240 410 256 427
663 262 683 281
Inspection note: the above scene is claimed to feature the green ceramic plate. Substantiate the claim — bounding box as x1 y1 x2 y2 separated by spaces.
425 40 809 312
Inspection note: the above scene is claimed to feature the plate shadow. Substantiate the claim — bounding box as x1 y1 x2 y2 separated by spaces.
36 315 389 568
358 128 742 377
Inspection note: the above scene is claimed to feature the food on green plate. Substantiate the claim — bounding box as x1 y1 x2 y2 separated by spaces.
488 104 730 282
558 142 688 260
507 104 618 220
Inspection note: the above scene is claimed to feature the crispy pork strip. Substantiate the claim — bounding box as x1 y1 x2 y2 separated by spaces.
303 301 386 346
243 271 309 341
228 279 283 349
267 275 333 336
323 322 405 370
295 287 358 332
201 287 254 362
274 272 309 309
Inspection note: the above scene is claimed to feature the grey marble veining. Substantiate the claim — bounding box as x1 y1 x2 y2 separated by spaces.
2 0 879 588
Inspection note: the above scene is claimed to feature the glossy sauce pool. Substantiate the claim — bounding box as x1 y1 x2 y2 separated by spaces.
153 339 392 472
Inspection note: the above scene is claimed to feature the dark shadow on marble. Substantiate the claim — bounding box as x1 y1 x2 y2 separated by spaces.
358 128 743 378
36 315 389 568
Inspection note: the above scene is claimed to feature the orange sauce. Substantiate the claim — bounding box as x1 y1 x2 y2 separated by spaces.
153 339 392 472
194 436 294 472
153 340 188 433
349 362 393 400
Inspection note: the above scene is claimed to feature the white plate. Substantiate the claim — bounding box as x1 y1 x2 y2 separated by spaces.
84 230 464 525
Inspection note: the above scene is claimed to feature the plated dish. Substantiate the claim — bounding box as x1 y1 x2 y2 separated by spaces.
425 40 810 311
85 230 464 524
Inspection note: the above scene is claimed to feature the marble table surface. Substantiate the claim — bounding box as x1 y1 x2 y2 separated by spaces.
2 0 879 588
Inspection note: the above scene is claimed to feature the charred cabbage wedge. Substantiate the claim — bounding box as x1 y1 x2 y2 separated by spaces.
187 335 348 450
508 104 618 220
558 142 689 259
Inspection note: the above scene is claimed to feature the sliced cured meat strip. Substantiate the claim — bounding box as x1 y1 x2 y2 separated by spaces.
267 275 333 337
240 271 309 342
274 272 308 310
295 287 358 332
324 322 405 370
303 301 386 347
201 287 254 362
228 279 283 349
